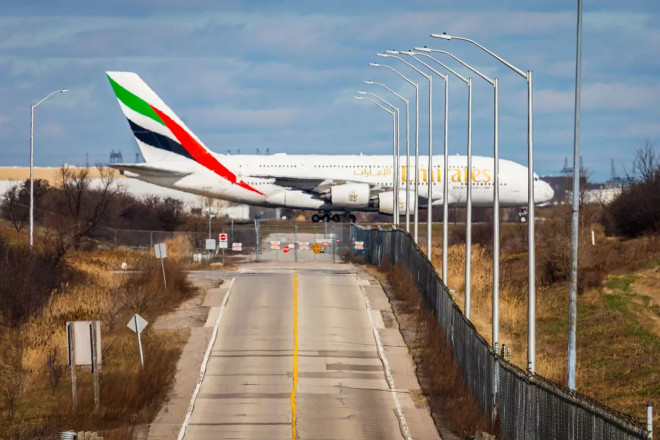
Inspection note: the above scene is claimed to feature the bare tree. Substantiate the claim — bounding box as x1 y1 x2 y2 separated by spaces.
628 141 658 184
45 165 119 256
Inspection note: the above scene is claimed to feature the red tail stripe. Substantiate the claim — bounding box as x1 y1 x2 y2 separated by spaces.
151 106 264 196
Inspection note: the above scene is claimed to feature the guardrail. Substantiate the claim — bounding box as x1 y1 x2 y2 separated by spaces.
351 224 649 440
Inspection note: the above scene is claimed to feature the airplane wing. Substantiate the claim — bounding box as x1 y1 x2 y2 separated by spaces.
108 163 193 178
259 175 387 194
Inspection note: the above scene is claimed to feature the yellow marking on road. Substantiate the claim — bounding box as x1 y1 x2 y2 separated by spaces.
291 272 299 440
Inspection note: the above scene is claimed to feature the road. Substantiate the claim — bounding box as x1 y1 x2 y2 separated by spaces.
151 262 440 440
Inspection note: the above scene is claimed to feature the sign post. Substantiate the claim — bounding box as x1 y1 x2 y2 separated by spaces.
127 314 148 369
154 243 167 290
66 321 102 412
219 232 228 264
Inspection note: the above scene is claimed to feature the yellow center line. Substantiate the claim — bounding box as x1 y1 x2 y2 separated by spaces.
291 272 299 440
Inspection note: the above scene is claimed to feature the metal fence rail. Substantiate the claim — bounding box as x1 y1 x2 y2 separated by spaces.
351 224 649 440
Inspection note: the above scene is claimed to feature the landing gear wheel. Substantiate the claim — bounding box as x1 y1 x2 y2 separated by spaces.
332 214 341 222
322 214 330 223
348 214 357 223
520 216 528 223
311 214 320 223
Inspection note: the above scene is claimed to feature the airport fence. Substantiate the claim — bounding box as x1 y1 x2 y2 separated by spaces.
351 224 650 440
99 221 354 263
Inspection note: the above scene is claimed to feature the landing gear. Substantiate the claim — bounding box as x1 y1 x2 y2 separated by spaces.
518 208 528 223
310 212 357 223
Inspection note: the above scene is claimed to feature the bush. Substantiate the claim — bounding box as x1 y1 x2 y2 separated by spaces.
603 142 660 238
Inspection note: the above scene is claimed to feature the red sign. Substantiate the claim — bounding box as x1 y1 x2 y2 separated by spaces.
322 241 329 247
282 245 290 253
219 233 228 242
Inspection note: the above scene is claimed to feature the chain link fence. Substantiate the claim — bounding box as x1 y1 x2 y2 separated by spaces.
99 221 355 263
351 224 650 440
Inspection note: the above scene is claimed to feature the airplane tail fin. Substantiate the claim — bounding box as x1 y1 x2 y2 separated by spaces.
106 71 211 164
106 71 264 195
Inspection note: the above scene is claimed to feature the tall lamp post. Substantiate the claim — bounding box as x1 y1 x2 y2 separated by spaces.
396 51 451 286
369 63 420 242
364 80 410 232
379 52 434 255
406 50 471 317
358 91 400 225
355 95 397 225
432 32 537 374
416 46 501 350
30 88 69 248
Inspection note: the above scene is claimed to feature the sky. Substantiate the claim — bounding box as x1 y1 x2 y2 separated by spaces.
0 0 658 182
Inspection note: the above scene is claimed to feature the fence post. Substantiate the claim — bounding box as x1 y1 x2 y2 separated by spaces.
254 219 260 261
294 224 298 263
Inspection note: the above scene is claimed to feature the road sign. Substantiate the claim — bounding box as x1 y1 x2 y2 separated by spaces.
154 243 167 259
205 239 216 250
127 314 148 334
299 241 310 250
219 233 228 242
311 242 323 254
282 245 290 253
127 314 148 368
218 233 228 248
321 240 329 247
354 241 364 250
232 242 242 251
270 241 281 250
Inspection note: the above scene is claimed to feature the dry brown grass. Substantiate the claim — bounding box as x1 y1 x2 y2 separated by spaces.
379 259 496 438
425 210 660 428
0 228 196 439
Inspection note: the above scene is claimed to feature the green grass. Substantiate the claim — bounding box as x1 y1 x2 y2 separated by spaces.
606 275 637 292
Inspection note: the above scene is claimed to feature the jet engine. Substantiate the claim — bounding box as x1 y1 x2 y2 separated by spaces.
330 183 371 207
377 190 416 215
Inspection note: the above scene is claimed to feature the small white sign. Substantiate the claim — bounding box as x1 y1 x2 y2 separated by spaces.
232 242 243 251
219 241 228 249
270 241 281 249
127 314 148 334
154 243 167 259
67 321 102 367
205 239 217 250
354 241 365 250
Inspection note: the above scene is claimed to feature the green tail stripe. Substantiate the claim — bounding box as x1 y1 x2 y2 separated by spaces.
107 75 164 126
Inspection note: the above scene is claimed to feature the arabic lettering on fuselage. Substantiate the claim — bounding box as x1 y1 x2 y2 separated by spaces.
352 166 492 183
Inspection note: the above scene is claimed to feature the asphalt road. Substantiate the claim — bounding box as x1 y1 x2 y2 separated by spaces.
173 262 440 440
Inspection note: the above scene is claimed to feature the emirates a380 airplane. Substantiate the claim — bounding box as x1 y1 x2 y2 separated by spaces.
107 72 554 223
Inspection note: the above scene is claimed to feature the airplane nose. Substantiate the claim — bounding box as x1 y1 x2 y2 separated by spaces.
536 180 554 202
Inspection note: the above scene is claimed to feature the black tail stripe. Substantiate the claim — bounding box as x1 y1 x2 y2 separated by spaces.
127 118 194 161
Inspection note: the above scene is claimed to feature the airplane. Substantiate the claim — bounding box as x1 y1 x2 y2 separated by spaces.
106 71 554 223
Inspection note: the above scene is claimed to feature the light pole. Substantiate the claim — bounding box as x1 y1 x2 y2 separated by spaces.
379 52 433 255
415 46 500 350
433 32 537 374
355 96 397 224
364 80 410 232
30 88 69 248
358 91 400 225
407 50 472 317
369 63 419 242
396 51 450 287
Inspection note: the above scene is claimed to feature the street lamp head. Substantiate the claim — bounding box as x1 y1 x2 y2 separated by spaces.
430 33 452 40
369 62 381 67
385 50 399 55
60 89 70 93
357 91 367 95
414 46 432 52
364 80 374 84
354 96 365 100
399 51 416 56
376 53 389 58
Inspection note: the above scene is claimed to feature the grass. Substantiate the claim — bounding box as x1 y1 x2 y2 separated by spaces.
417 207 660 430
0 223 196 438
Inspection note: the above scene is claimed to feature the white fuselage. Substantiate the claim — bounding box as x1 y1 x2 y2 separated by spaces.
127 152 554 212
